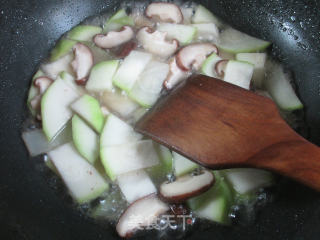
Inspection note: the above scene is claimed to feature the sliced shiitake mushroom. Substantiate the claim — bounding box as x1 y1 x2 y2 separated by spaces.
116 194 169 238
131 13 155 28
94 26 134 49
176 43 218 71
116 41 137 58
71 43 94 85
145 2 183 24
41 53 73 80
30 77 54 112
159 170 215 203
29 95 42 111
33 77 53 95
163 57 189 90
215 59 229 78
136 27 179 58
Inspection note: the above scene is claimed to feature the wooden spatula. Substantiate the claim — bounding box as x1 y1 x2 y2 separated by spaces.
135 74 320 191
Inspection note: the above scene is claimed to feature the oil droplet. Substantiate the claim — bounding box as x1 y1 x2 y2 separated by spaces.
288 29 294 35
297 42 307 50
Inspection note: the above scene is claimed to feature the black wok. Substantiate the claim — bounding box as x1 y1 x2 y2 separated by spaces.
0 0 320 239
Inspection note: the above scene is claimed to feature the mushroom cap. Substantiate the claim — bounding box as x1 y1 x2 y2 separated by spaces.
71 43 94 84
163 57 189 90
176 43 219 71
34 77 53 95
215 59 229 78
145 2 183 24
136 27 179 58
116 194 169 238
159 170 215 203
94 26 134 49
30 95 42 111
116 41 137 58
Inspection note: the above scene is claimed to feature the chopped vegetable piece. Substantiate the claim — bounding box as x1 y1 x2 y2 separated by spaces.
192 23 219 42
41 53 73 80
100 140 160 181
223 168 273 195
22 122 72 157
129 61 169 108
68 25 102 42
104 9 134 32
70 94 105 133
101 91 140 119
201 52 222 78
72 115 99 164
264 60 303 111
173 152 199 176
49 143 109 203
100 114 142 148
217 28 271 53
236 53 267 89
27 70 45 116
192 5 223 28
147 144 173 180
86 60 119 92
41 76 80 141
50 38 77 62
187 172 233 224
117 170 156 203
223 60 254 89
113 51 152 92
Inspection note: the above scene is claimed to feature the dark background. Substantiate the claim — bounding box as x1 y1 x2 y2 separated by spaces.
0 0 320 239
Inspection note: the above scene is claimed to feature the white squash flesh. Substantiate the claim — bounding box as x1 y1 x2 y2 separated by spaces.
41 76 80 141
117 170 156 203
48 143 109 203
100 140 160 181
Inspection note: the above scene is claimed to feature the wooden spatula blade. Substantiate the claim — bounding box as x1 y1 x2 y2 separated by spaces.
136 75 320 191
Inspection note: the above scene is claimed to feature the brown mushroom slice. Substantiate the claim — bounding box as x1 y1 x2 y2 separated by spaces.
41 53 73 80
93 26 134 49
30 77 54 112
30 95 42 111
34 77 53 95
116 41 137 58
160 170 215 203
136 27 179 58
163 57 189 90
176 43 219 71
116 194 169 238
215 59 229 78
131 12 155 28
146 2 183 23
71 43 94 85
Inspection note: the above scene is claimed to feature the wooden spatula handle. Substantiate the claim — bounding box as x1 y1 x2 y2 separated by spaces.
244 139 320 190
136 75 320 191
